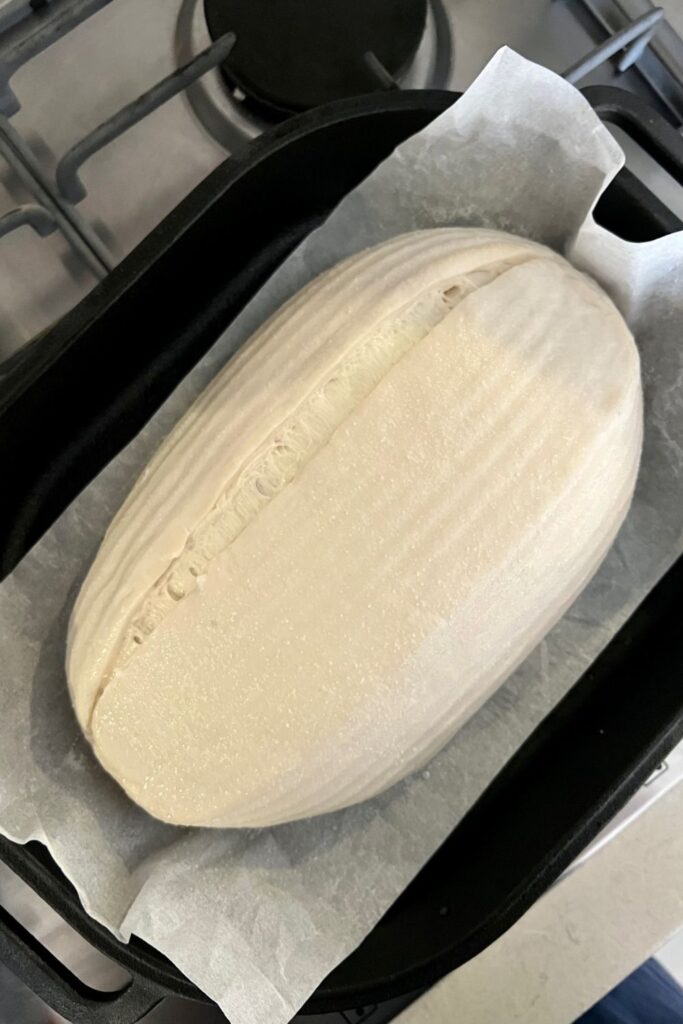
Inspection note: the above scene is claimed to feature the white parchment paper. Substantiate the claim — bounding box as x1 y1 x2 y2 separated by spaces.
1 49 682 1024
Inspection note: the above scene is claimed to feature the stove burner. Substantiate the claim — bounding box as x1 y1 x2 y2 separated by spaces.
204 0 428 121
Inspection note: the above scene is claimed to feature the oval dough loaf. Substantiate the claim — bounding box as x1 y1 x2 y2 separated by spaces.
67 228 642 828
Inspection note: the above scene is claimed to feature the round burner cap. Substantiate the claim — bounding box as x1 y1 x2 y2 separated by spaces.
204 0 428 119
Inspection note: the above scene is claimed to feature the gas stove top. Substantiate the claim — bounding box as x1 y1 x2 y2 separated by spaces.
0 2 682 1022
0 0 681 365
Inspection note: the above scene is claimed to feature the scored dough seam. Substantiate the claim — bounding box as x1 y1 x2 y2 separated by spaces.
88 255 533 729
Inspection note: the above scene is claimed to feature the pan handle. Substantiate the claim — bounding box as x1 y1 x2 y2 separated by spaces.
0 901 165 1024
582 84 683 186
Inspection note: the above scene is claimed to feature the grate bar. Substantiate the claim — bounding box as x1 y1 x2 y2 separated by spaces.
563 6 665 83
55 31 236 203
0 114 111 275
0 202 55 239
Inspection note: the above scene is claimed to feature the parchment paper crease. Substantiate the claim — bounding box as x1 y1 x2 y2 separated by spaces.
1 49 681 1024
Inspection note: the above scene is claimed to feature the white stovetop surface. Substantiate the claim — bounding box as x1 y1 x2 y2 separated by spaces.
397 777 683 1024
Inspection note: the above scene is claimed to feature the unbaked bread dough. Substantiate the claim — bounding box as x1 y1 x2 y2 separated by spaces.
67 228 642 828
